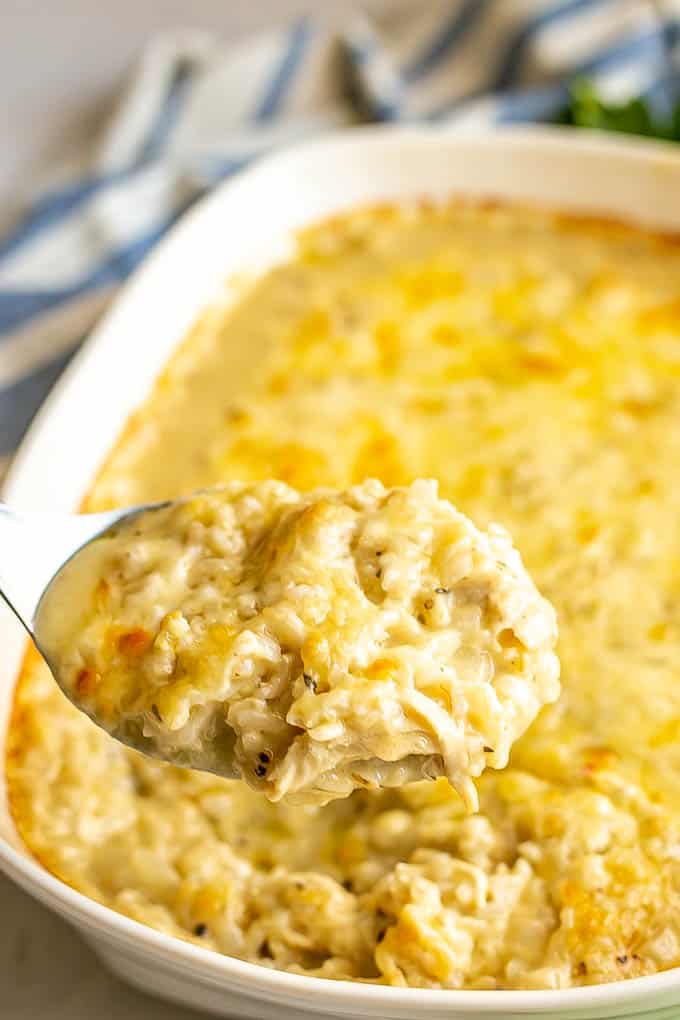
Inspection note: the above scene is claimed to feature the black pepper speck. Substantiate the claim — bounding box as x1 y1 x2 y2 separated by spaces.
303 673 317 692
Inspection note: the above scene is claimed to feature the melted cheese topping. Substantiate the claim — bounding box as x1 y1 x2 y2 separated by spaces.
36 480 558 806
9 202 680 990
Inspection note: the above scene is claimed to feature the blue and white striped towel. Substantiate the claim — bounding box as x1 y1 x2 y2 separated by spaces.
2 0 680 478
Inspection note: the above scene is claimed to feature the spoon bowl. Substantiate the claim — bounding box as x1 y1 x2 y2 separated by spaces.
0 501 168 633
0 501 228 768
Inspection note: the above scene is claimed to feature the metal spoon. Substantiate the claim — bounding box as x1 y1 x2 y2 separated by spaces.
0 500 237 771
0 497 459 796
0 499 437 787
0 500 167 639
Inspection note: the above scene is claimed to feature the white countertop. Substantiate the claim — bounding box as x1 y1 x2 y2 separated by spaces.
0 2 381 1015
2 875 203 1019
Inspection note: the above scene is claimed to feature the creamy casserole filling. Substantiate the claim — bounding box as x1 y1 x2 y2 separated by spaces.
36 480 558 806
9 202 680 989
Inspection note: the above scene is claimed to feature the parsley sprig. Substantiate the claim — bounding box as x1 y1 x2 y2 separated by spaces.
557 81 680 142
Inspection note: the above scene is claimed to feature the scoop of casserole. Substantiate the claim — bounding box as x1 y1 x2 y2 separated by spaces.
38 478 560 806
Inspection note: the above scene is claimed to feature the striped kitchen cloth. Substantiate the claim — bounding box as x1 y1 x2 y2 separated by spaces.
2 0 680 478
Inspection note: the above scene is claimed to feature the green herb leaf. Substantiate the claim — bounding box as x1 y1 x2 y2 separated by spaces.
556 80 680 142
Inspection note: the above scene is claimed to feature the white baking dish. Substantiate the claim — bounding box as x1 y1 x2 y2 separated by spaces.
3 127 680 1020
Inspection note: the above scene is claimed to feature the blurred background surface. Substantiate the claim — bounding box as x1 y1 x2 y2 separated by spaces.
0 0 384 226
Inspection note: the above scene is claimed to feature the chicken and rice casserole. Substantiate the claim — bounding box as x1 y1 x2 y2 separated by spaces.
36 479 559 806
9 201 680 990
